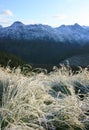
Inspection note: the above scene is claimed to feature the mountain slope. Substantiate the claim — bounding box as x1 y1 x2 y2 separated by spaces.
56 23 89 44
0 21 89 66
61 53 89 67
0 22 59 41
0 51 25 68
0 22 89 44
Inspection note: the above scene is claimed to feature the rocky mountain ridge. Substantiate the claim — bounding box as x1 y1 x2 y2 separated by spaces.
0 21 89 45
0 21 89 67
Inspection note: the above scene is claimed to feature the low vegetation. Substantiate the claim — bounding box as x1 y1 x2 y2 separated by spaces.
0 51 25 68
0 65 89 130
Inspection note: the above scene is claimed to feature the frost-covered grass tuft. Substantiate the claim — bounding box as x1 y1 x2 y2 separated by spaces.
0 66 89 130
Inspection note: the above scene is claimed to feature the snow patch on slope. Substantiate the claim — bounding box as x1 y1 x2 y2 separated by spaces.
0 21 89 45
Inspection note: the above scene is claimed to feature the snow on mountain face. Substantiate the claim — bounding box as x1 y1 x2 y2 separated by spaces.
0 21 89 45
0 21 59 41
11 21 24 27
56 23 89 44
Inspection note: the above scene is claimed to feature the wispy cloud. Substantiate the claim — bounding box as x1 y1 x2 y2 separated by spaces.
0 9 13 26
0 10 13 17
0 17 11 25
53 14 67 20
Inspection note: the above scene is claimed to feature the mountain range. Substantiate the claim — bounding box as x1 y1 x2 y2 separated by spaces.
0 22 89 44
0 21 89 68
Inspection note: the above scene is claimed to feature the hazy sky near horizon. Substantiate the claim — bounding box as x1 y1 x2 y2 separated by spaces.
0 0 89 27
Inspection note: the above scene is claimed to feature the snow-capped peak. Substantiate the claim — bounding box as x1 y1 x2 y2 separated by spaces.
0 22 89 45
10 21 24 27
57 23 82 30
73 23 81 27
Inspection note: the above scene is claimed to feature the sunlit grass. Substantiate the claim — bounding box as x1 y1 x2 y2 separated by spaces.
0 65 89 130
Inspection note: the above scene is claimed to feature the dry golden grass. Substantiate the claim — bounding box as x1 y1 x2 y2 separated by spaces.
0 66 89 130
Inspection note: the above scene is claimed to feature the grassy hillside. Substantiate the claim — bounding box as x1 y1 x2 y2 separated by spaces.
0 65 89 130
0 51 25 68
0 39 87 64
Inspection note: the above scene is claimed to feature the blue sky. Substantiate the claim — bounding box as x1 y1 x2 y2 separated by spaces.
0 0 89 27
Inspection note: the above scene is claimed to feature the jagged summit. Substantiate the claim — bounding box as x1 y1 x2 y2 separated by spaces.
10 21 24 27
0 22 89 45
74 23 80 27
71 23 83 30
57 23 81 29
